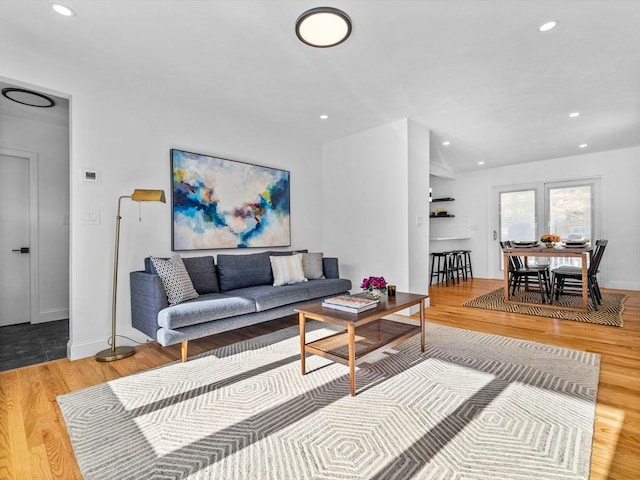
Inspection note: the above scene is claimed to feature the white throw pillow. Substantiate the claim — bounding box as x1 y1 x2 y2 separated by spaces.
270 253 308 286
151 254 199 305
301 252 325 280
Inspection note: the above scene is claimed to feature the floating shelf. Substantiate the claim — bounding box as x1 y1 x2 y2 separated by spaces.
430 236 471 241
431 197 455 202
430 214 455 218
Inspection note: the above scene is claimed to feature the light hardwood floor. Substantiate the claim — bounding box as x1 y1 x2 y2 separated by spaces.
1 278 638 479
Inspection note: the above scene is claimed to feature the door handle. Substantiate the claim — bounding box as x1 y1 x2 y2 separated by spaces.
11 247 30 254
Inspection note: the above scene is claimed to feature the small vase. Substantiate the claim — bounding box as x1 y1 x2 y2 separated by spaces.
544 242 555 248
365 289 382 300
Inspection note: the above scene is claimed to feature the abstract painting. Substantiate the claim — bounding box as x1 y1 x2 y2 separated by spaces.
171 149 290 250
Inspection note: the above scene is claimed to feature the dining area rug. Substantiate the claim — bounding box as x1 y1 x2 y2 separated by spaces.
57 322 600 480
463 288 625 327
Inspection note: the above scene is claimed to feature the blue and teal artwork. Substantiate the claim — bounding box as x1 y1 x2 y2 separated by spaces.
171 149 290 250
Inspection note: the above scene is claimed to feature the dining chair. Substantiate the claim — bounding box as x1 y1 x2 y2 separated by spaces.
500 241 552 303
551 239 608 310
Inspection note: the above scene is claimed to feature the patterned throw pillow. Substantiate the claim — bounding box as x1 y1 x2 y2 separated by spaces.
270 253 308 286
150 255 199 305
301 252 325 280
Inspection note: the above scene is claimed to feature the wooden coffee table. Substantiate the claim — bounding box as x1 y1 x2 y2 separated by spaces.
295 292 428 396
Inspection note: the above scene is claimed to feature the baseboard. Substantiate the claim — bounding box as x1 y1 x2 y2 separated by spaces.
606 281 640 291
67 327 153 361
34 308 69 324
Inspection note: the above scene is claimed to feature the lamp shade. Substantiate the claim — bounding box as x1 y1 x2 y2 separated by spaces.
131 189 166 202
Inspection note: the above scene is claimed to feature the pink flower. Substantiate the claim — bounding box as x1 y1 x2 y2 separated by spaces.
360 276 387 291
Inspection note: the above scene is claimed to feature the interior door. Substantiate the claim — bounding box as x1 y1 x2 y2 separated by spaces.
0 153 31 326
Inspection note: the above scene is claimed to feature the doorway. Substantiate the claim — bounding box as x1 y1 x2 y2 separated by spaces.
0 80 70 368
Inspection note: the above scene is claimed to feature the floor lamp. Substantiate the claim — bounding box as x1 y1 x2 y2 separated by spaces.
95 189 166 362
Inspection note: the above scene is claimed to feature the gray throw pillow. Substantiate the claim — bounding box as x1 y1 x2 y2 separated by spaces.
301 252 325 280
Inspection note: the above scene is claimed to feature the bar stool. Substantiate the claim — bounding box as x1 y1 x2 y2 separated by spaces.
447 251 465 285
430 252 451 285
452 249 473 281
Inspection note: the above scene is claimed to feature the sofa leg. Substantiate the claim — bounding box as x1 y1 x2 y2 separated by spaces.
181 341 188 362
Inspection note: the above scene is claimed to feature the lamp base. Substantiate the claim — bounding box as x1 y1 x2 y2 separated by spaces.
95 345 136 362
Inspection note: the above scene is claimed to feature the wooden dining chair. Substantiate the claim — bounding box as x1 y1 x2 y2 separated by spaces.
552 239 608 310
500 241 552 303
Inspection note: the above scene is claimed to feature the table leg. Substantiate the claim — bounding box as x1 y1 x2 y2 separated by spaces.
298 312 306 375
348 324 355 396
503 252 510 301
582 254 588 310
420 300 425 352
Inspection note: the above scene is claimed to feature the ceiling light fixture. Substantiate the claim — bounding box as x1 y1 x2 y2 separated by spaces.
538 20 557 32
320 114 329 120
1 87 56 108
478 161 485 165
579 144 588 149
296 7 352 48
52 3 76 16
442 141 451 146
569 112 580 118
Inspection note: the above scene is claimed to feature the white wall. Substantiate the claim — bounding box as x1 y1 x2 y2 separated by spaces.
1 52 325 359
0 108 70 322
431 146 640 290
322 119 430 302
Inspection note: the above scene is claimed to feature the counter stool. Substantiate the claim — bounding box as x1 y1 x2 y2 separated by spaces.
447 251 465 285
430 252 451 285
453 249 473 281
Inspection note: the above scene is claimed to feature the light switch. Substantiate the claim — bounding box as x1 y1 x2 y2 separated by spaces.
82 209 100 225
416 216 424 226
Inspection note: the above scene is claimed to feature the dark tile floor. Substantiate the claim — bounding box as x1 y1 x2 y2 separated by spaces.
0 319 69 372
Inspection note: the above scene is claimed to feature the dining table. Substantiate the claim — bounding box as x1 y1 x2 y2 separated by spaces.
503 244 594 312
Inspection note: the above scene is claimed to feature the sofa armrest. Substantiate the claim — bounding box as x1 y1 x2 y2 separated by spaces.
130 271 168 341
323 257 340 279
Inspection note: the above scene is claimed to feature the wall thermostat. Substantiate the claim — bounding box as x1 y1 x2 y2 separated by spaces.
82 169 99 182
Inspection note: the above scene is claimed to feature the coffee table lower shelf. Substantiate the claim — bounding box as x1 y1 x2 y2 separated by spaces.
305 318 420 366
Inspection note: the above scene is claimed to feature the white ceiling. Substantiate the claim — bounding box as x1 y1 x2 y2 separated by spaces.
1 0 639 172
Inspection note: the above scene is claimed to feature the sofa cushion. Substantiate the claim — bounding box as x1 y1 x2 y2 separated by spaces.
150 255 199 305
145 256 219 294
158 293 256 329
301 252 325 280
227 284 310 312
270 253 307 286
217 252 273 291
182 256 219 294
305 278 353 299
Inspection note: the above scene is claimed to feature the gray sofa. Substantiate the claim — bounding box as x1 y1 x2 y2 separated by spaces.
130 251 352 360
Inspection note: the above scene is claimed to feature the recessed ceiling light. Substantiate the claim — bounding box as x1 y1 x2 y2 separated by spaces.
538 20 557 32
296 7 352 48
442 141 451 146
579 144 588 149
319 114 329 120
478 161 485 165
569 112 580 118
52 4 76 16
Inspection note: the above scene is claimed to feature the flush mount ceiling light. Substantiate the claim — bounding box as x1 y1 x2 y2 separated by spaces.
1 87 56 108
442 141 451 146
296 7 352 48
538 20 558 32
319 114 329 120
52 3 76 16
569 112 580 118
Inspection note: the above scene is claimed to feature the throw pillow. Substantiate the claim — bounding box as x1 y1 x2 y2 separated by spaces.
301 252 325 280
270 253 307 286
150 254 199 305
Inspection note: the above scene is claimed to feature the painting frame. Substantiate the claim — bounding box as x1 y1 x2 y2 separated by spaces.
170 149 291 251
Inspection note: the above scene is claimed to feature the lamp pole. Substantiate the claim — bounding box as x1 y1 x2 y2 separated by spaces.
95 195 136 362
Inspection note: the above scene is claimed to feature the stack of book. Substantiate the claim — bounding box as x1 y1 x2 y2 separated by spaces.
322 295 379 313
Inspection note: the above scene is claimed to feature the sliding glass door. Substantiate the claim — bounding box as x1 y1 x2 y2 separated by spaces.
490 178 600 277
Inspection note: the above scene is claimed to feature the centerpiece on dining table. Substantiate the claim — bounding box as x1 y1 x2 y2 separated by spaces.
361 276 387 300
540 233 561 248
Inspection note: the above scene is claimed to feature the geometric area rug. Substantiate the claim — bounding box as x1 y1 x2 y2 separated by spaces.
463 288 625 327
57 322 600 480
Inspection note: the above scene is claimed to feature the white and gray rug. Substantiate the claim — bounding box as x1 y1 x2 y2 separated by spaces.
58 321 600 480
